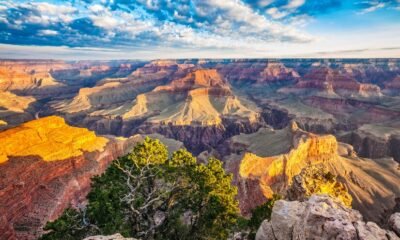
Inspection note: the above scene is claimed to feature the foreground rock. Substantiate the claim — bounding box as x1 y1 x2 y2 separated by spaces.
83 233 136 240
390 213 400 236
256 195 400 240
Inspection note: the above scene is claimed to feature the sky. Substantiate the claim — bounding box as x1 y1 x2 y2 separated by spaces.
0 0 399 59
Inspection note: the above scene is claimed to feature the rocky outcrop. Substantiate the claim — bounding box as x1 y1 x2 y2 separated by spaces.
224 123 400 220
389 213 400 236
0 116 108 163
83 233 136 240
256 195 400 240
286 165 353 207
0 117 142 239
0 91 35 113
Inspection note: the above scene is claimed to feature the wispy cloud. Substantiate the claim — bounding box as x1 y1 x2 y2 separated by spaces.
357 0 400 14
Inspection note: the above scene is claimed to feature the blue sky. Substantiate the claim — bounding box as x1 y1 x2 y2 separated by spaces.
0 0 399 59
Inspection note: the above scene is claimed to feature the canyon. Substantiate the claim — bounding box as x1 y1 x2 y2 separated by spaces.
0 59 400 239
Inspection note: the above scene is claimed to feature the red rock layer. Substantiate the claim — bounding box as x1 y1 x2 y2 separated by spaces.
0 60 69 91
296 67 381 95
0 138 139 240
215 61 299 83
154 69 228 92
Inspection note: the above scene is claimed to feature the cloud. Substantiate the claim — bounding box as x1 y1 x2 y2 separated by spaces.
357 0 400 13
38 29 58 36
0 0 317 52
284 0 306 9
0 0 397 57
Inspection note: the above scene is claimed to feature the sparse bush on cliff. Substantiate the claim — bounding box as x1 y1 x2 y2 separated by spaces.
242 194 281 240
41 137 239 240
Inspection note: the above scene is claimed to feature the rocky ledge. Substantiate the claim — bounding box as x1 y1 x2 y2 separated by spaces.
256 195 400 240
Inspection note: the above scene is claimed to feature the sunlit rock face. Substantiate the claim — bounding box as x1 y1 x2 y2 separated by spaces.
0 116 108 163
0 117 144 239
0 91 35 113
238 122 341 199
286 165 353 207
224 122 400 221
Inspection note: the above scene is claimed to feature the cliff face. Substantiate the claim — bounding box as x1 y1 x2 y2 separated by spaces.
0 60 67 92
0 117 142 239
283 67 383 97
0 91 35 113
57 67 263 152
0 116 108 163
1 59 399 157
255 195 400 240
237 123 342 201
225 123 400 221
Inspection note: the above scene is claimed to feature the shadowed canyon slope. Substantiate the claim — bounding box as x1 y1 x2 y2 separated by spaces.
0 59 400 239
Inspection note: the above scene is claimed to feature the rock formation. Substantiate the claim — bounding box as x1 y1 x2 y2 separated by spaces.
0 117 142 239
255 195 400 240
0 60 67 92
0 91 35 113
83 233 136 240
281 67 382 97
0 116 108 163
55 67 262 153
389 213 400 236
286 165 353 207
224 122 400 221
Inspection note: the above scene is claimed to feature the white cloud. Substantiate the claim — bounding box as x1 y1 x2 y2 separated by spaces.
359 2 386 14
91 15 119 29
284 0 306 9
33 2 76 15
266 7 289 19
89 4 106 13
198 0 314 43
38 29 58 36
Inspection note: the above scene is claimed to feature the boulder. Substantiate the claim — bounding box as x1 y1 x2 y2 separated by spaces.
389 213 400 236
83 233 136 240
256 195 399 240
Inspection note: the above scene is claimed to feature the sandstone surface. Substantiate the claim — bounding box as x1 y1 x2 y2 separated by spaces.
0 116 108 163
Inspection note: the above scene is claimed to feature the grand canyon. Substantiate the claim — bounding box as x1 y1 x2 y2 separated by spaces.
0 58 399 239
2 0 400 238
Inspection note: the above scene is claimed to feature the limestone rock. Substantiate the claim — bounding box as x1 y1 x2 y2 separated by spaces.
256 195 399 240
389 213 400 236
83 233 136 240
